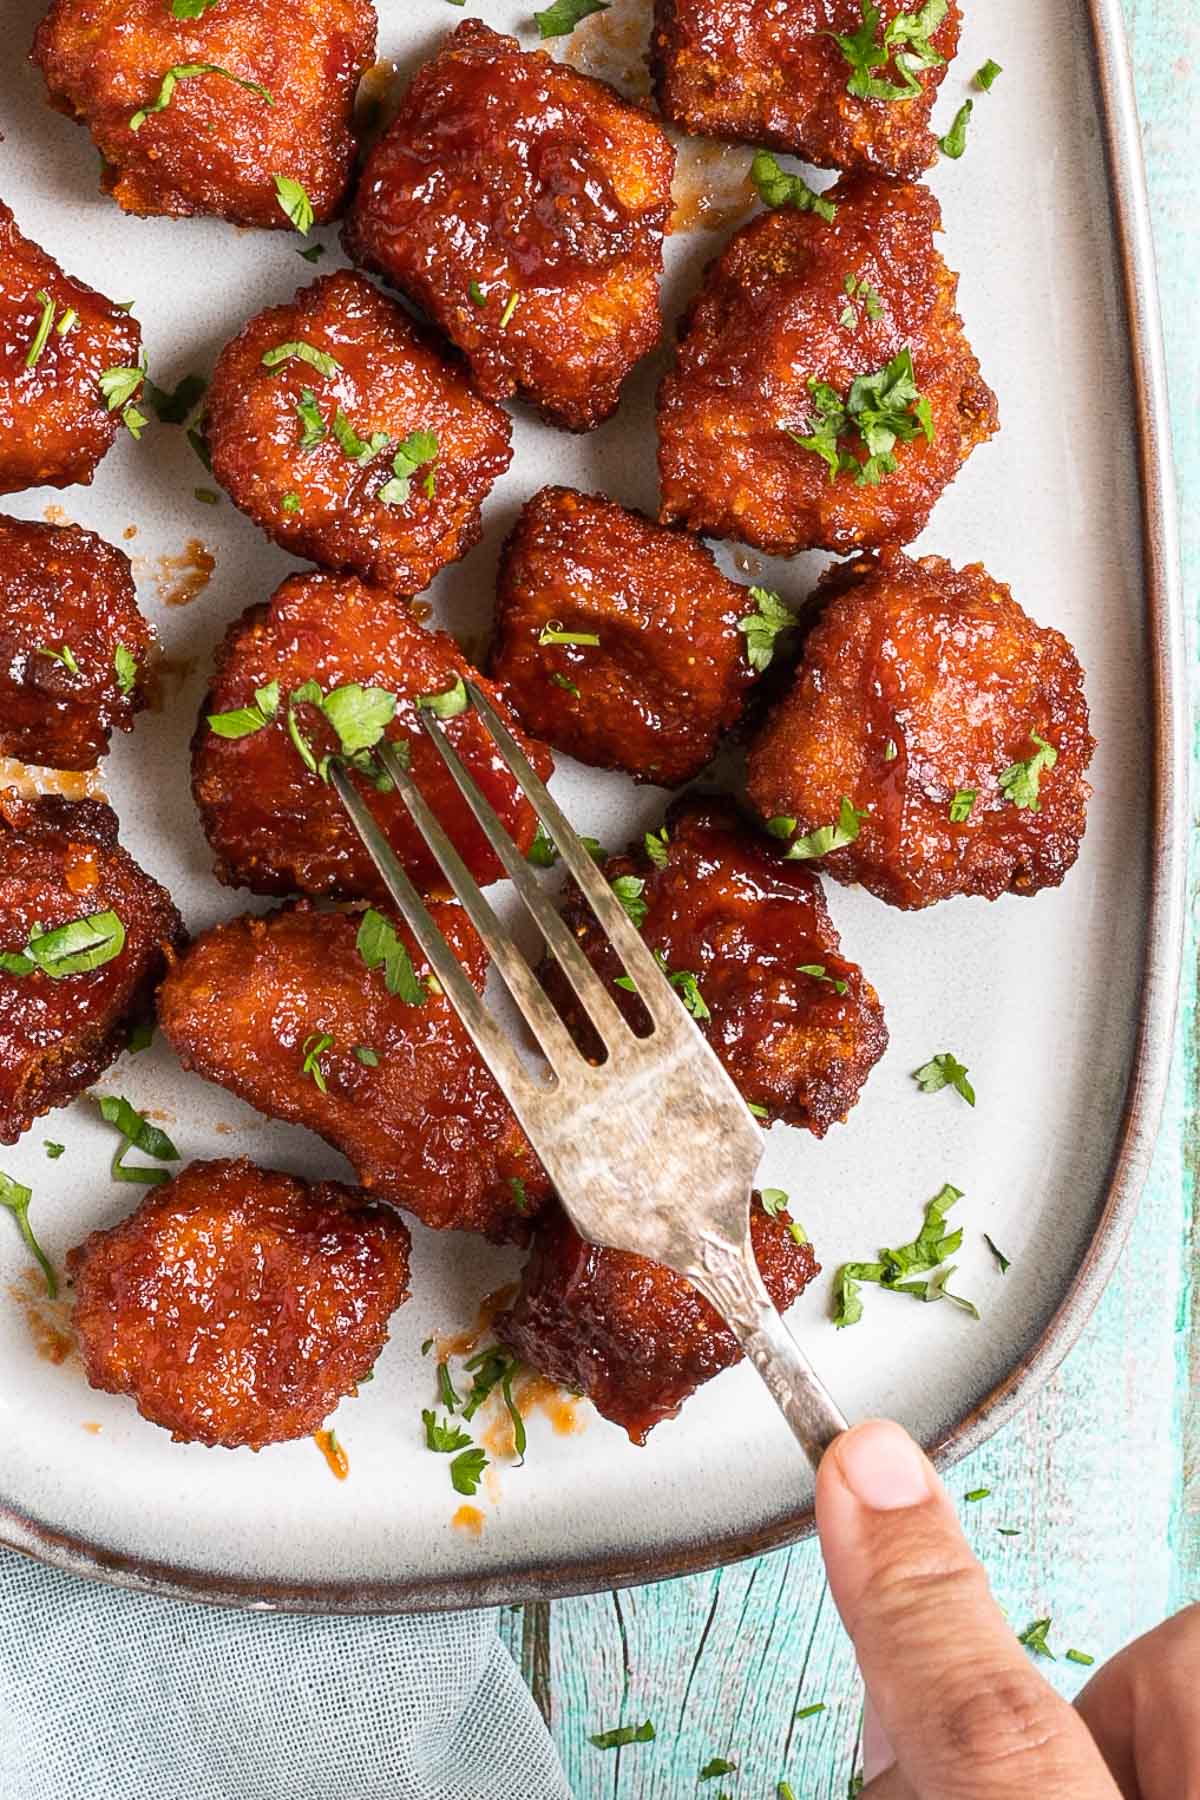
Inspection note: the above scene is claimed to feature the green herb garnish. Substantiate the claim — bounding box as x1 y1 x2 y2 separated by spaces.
610 875 647 928
416 676 469 719
273 174 314 234
974 58 1002 89
798 963 848 997
0 911 126 980
787 347 933 486
1018 1618 1055 1659
538 621 600 647
760 1188 808 1247
207 681 280 739
833 1182 977 1326
353 1045 379 1067
700 1759 736 1779
449 1445 488 1495
97 1094 179 1186
984 1233 1010 1274
965 1486 990 1502
912 1051 974 1106
44 1142 65 1160
738 586 793 672
938 98 973 159
998 730 1057 811
261 340 340 378
643 827 669 870
949 788 976 822
781 796 865 861
300 1031 333 1093
750 151 836 223
36 644 80 676
0 1173 56 1296
1066 1648 1095 1667
331 410 390 466
795 1703 826 1721
379 429 438 506
356 909 427 1004
590 1721 655 1750
827 0 948 102
130 62 273 131
422 1410 472 1454
24 291 55 369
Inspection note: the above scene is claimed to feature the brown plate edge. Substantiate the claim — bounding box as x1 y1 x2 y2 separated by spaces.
0 0 1188 1615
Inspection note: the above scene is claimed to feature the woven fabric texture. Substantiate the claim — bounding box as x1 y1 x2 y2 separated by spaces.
0 1548 571 1800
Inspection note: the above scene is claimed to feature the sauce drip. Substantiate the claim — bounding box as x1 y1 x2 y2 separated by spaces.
143 540 215 608
435 1283 519 1361
313 1428 350 1480
452 1504 484 1536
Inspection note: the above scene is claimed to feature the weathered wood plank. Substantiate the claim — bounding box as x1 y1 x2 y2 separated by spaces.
506 0 1200 1786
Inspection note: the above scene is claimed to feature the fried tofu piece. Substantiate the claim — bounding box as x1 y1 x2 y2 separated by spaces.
0 515 152 770
191 570 553 902
32 0 376 228
498 1198 819 1443
491 486 761 787
543 795 887 1132
69 1158 411 1449
157 904 550 1240
343 20 675 432
0 200 143 496
657 177 997 555
0 793 185 1142
746 550 1095 908
652 0 960 177
204 271 512 594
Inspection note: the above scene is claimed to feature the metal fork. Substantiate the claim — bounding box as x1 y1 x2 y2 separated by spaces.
328 681 849 1467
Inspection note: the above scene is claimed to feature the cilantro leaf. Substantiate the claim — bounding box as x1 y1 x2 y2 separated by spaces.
795 1703 826 1721
356 909 427 1004
938 97 973 159
422 1410 472 1454
949 788 976 822
738 587 794 672
207 680 280 739
827 0 947 103
975 58 1003 89
273 174 314 235
449 1445 488 1495
379 429 439 507
331 410 390 465
44 1142 65 1160
643 827 669 870
1018 1618 1055 1659
590 1721 655 1750
760 1188 808 1246
97 1094 180 1186
833 1183 978 1326
130 63 274 132
24 291 55 370
984 1232 1011 1274
261 340 340 379
781 796 865 860
2 911 127 980
526 824 604 867
294 387 326 449
798 962 849 997
170 0 222 14
416 676 469 720
1065 1648 1095 1667
320 683 396 755
965 1486 990 1502
36 643 80 676
533 0 609 36
300 1031 333 1093
750 151 836 223
998 730 1058 811
99 364 146 413
912 1051 975 1106
610 875 647 928
891 1261 980 1317
538 621 600 647
353 1045 379 1067
0 1172 56 1297
700 1759 737 1780
787 348 932 486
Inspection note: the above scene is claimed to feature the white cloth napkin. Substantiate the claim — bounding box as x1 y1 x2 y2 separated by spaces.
0 1547 572 1800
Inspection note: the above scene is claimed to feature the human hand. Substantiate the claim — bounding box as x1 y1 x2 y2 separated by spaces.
815 1419 1200 1797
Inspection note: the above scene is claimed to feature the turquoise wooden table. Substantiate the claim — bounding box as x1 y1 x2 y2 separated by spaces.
501 1 1200 1790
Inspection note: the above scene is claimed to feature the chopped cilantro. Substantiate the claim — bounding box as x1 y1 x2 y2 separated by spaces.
170 0 222 15
999 730 1057 811
590 1721 655 1750
535 0 609 34
273 174 314 234
261 340 340 379
550 671 579 695
281 492 300 513
36 643 80 676
468 280 486 307
827 0 948 103
207 680 281 739
321 683 397 754
782 797 865 861
422 1410 472 1454
97 1094 179 1186
786 347 932 486
984 1232 1011 1274
294 387 326 449
610 875 647 928
700 1758 736 1779
526 824 604 867
738 586 793 671
130 63 274 131
499 291 519 329
975 58 1003 89
965 1486 990 1502
332 409 390 466
297 243 326 264
300 1031 333 1093
353 1045 379 1068
798 962 849 997
0 1172 56 1297
538 621 600 647
949 787 976 822
44 1142 65 1160
417 675 469 719
766 815 797 839
24 291 55 369
833 1182 978 1326
760 1188 808 1247
449 1445 488 1495
356 910 427 1004
1 911 126 980
437 1361 460 1410
795 1703 826 1721
750 151 836 223
912 1051 975 1106
379 429 438 506
1066 1648 1095 1667
1018 1618 1055 1659
509 1176 529 1213
643 827 670 869
938 97 973 158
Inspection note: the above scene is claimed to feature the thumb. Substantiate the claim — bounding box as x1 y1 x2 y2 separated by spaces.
815 1420 1116 1799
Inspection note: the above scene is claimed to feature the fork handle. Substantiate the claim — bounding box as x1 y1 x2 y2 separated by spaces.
689 1232 850 1469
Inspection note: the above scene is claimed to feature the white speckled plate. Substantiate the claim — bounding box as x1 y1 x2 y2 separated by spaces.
0 0 1185 1610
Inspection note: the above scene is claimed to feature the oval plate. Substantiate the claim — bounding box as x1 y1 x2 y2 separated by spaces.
0 0 1185 1611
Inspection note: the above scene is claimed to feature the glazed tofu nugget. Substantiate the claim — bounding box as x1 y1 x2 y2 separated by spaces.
544 796 887 1132
491 487 766 786
498 1199 819 1443
0 793 185 1143
69 1158 411 1449
652 0 959 177
344 20 675 432
192 570 552 901
205 271 511 594
658 176 997 555
32 0 376 228
0 200 143 495
158 905 550 1239
0 515 152 770
746 551 1095 908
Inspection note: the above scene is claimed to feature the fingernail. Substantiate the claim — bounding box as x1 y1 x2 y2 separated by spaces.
835 1419 933 1511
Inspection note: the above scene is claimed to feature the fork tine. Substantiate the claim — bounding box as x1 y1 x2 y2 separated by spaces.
463 681 683 1030
327 761 543 1108
415 710 636 1052
369 742 586 1077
